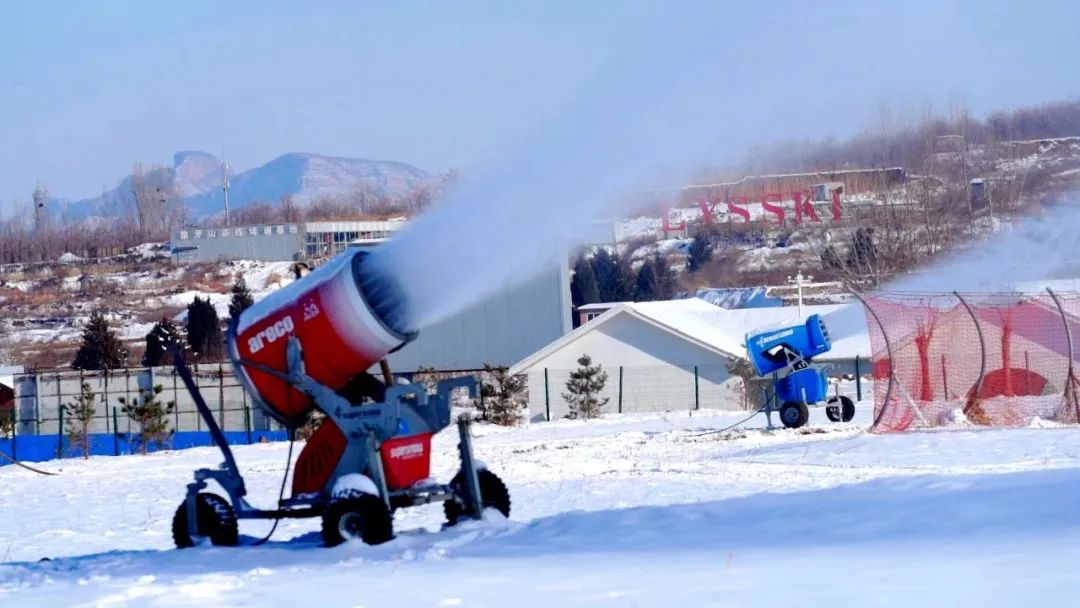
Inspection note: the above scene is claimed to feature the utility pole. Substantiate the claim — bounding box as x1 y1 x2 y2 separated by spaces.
32 183 47 233
787 270 813 318
222 161 231 228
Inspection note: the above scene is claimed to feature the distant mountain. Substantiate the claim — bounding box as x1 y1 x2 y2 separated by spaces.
54 151 432 221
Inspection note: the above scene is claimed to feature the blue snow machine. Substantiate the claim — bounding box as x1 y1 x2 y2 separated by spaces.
744 314 854 428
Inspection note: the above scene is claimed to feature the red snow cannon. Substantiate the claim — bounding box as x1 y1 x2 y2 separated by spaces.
227 249 415 428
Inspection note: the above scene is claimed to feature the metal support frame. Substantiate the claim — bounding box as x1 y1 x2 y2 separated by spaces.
849 288 896 432
1046 288 1080 421
953 292 987 415
172 337 490 543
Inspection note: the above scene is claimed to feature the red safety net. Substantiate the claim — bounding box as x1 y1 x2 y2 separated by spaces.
862 291 1080 432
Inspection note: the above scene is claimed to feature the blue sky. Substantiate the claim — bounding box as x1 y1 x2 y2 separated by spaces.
1 1 1079 210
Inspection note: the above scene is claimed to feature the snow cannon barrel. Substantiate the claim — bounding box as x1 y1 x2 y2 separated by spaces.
745 314 831 377
227 250 416 428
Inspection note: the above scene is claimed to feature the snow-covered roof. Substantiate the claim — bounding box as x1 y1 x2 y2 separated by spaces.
578 302 631 311
511 298 870 374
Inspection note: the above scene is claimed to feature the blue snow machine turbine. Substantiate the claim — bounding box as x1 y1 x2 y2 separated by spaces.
744 314 854 428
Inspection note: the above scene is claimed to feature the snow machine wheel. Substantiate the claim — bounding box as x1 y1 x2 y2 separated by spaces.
172 493 239 548
444 469 511 526
826 395 856 423
779 401 810 429
321 491 394 547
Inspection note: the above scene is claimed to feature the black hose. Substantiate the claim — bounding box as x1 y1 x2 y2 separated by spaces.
249 435 295 547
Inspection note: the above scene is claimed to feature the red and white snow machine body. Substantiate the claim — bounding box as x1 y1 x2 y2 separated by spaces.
169 250 511 548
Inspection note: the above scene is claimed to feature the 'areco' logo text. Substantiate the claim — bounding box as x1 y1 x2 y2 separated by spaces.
247 316 295 354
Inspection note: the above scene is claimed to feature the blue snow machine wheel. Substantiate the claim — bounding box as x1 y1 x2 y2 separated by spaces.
172 493 239 548
826 395 856 423
779 401 810 429
321 491 394 547
444 469 511 526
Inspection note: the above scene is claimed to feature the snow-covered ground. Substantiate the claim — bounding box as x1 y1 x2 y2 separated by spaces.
3 403 1080 606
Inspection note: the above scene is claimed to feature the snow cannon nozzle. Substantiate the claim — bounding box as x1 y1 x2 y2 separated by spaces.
353 252 417 342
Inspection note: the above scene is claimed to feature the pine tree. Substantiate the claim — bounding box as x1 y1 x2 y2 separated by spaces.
562 354 609 420
118 384 175 454
228 275 255 320
186 296 223 362
653 252 678 300
72 310 128 370
64 382 97 458
634 258 658 301
686 232 714 273
570 255 600 308
478 364 526 427
143 318 184 367
592 249 633 302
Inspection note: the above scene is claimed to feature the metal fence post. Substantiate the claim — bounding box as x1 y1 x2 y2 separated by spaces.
693 365 700 410
244 404 253 444
112 407 120 456
33 373 41 435
618 366 624 414
57 404 64 457
854 355 862 401
544 368 551 422
55 374 62 437
103 372 110 435
11 401 17 460
218 364 226 430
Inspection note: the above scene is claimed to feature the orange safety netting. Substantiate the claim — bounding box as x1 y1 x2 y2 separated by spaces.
861 291 1080 432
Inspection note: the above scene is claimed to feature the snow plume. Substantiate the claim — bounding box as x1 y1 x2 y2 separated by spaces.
887 199 1080 294
365 10 734 332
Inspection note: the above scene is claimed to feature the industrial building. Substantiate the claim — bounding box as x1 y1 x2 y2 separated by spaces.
170 220 406 263
168 219 574 373
510 299 869 421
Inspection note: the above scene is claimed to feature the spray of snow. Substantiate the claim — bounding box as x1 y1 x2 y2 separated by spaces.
888 200 1080 293
365 11 735 332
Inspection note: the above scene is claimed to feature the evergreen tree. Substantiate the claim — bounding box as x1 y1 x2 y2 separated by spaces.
63 382 97 458
652 252 678 300
591 249 633 302
143 318 184 367
228 275 255 320
478 364 527 427
186 296 223 362
686 232 714 273
634 258 658 301
570 255 600 308
119 385 175 454
562 354 609 420
72 310 128 370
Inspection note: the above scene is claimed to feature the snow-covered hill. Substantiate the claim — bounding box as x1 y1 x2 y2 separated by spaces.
55 151 433 221
2 404 1080 606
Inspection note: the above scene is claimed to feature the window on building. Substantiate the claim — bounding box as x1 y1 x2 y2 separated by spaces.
585 312 602 322
235 228 244 237
179 230 189 240
194 229 203 238
249 227 258 236
288 225 298 234
275 225 285 235
263 227 273 236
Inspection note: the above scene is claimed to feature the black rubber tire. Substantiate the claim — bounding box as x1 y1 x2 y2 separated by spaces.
825 396 856 423
321 491 394 547
779 401 810 429
172 493 239 548
444 469 511 526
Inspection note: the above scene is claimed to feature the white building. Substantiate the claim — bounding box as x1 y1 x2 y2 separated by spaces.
510 298 870 421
